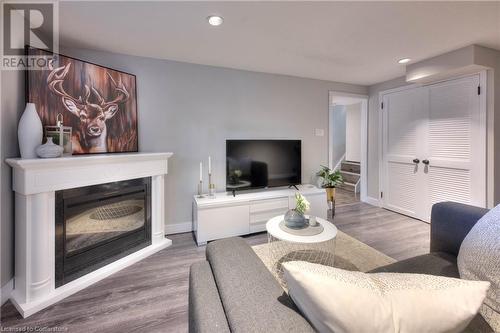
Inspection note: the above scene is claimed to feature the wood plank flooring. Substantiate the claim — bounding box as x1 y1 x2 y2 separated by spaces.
0 189 429 332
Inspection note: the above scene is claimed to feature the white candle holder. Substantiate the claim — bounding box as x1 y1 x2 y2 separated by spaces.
208 173 216 198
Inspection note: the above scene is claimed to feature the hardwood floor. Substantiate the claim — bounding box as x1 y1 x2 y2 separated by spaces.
0 189 429 332
333 194 430 260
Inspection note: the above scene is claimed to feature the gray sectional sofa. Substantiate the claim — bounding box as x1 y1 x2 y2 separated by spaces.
189 202 494 332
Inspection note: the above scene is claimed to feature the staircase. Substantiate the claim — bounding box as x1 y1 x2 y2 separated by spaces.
339 161 360 193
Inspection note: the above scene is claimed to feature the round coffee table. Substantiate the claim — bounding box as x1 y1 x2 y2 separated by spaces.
266 215 338 287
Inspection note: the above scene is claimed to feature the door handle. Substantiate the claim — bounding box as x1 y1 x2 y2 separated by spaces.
422 159 430 165
412 158 420 164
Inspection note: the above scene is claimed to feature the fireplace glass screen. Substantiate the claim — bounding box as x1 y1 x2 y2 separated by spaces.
66 198 146 254
55 178 151 287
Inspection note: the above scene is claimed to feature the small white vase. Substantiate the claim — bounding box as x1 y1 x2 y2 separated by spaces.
36 137 63 158
18 103 43 159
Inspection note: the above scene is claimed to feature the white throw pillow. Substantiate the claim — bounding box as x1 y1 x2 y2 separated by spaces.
283 261 490 333
458 204 500 331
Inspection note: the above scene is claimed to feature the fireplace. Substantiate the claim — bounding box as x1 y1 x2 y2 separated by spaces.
55 177 152 287
7 152 172 317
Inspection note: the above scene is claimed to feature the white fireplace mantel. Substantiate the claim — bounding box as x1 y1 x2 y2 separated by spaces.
6 152 173 318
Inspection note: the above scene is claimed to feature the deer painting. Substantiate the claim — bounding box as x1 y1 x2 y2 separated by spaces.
46 62 131 153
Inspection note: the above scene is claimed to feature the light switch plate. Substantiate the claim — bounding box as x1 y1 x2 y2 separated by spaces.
315 129 325 137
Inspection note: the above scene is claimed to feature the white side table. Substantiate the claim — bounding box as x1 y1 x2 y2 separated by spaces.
266 215 338 287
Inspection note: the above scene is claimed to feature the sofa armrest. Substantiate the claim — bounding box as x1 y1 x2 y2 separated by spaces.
189 261 230 333
430 202 488 256
206 237 315 332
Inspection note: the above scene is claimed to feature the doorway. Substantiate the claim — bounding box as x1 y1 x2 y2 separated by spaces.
328 92 368 201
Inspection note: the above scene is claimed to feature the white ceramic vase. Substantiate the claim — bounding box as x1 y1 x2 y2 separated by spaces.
36 137 63 158
18 103 43 159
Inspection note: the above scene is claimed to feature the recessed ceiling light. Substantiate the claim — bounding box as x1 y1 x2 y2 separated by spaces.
207 15 223 26
398 58 411 64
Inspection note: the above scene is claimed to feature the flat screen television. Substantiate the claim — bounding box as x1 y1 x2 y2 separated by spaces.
226 140 301 192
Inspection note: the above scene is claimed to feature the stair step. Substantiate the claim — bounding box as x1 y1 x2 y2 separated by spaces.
340 171 360 184
340 170 359 176
339 182 357 192
341 161 361 174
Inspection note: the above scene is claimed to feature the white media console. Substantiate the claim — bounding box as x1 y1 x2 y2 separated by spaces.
192 184 327 246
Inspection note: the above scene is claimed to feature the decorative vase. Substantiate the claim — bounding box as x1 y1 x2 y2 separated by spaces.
284 209 307 229
18 103 43 159
36 137 63 158
325 186 336 217
325 187 336 202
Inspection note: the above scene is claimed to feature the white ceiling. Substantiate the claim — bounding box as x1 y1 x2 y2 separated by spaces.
57 1 500 86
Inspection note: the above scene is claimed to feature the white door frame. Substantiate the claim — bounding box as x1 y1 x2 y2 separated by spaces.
328 91 368 202
378 71 489 216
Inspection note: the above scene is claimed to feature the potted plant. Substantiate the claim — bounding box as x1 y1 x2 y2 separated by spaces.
316 165 344 207
228 169 242 185
284 193 310 229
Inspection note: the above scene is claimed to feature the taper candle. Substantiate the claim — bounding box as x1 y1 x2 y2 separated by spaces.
208 156 211 174
199 162 202 181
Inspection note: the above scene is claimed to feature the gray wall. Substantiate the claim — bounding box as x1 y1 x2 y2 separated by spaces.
1 70 25 287
0 46 366 286
345 102 361 163
330 105 346 168
60 47 366 228
2 42 496 290
1 7 26 288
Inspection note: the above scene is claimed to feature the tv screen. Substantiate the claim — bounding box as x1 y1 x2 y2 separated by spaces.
226 140 301 191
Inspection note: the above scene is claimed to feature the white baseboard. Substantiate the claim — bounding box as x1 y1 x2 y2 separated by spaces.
1 279 14 305
362 196 380 207
165 221 192 235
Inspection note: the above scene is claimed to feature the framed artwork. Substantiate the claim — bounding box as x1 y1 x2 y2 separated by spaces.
26 47 138 154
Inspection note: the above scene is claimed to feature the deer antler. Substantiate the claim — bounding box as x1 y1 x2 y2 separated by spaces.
102 72 129 107
83 85 92 104
91 86 105 105
47 63 84 106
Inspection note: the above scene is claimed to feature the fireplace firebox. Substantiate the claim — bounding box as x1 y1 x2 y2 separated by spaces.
55 177 152 287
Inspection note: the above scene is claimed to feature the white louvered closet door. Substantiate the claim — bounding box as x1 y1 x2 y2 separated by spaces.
382 74 485 222
382 87 428 219
423 75 485 220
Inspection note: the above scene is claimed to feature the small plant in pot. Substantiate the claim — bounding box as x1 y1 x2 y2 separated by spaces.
317 165 344 208
228 169 242 185
284 193 310 229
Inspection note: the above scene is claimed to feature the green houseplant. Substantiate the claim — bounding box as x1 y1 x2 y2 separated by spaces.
316 165 344 205
294 193 310 215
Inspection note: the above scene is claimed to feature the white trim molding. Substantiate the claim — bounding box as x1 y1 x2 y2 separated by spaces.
1 279 14 305
5 152 173 318
328 91 369 202
362 196 381 207
332 153 346 172
165 222 193 235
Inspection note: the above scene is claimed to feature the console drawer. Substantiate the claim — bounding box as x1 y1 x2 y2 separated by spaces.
249 198 288 213
249 199 289 233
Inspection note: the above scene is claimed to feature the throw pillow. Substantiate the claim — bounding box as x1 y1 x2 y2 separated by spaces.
458 204 500 331
283 261 489 333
